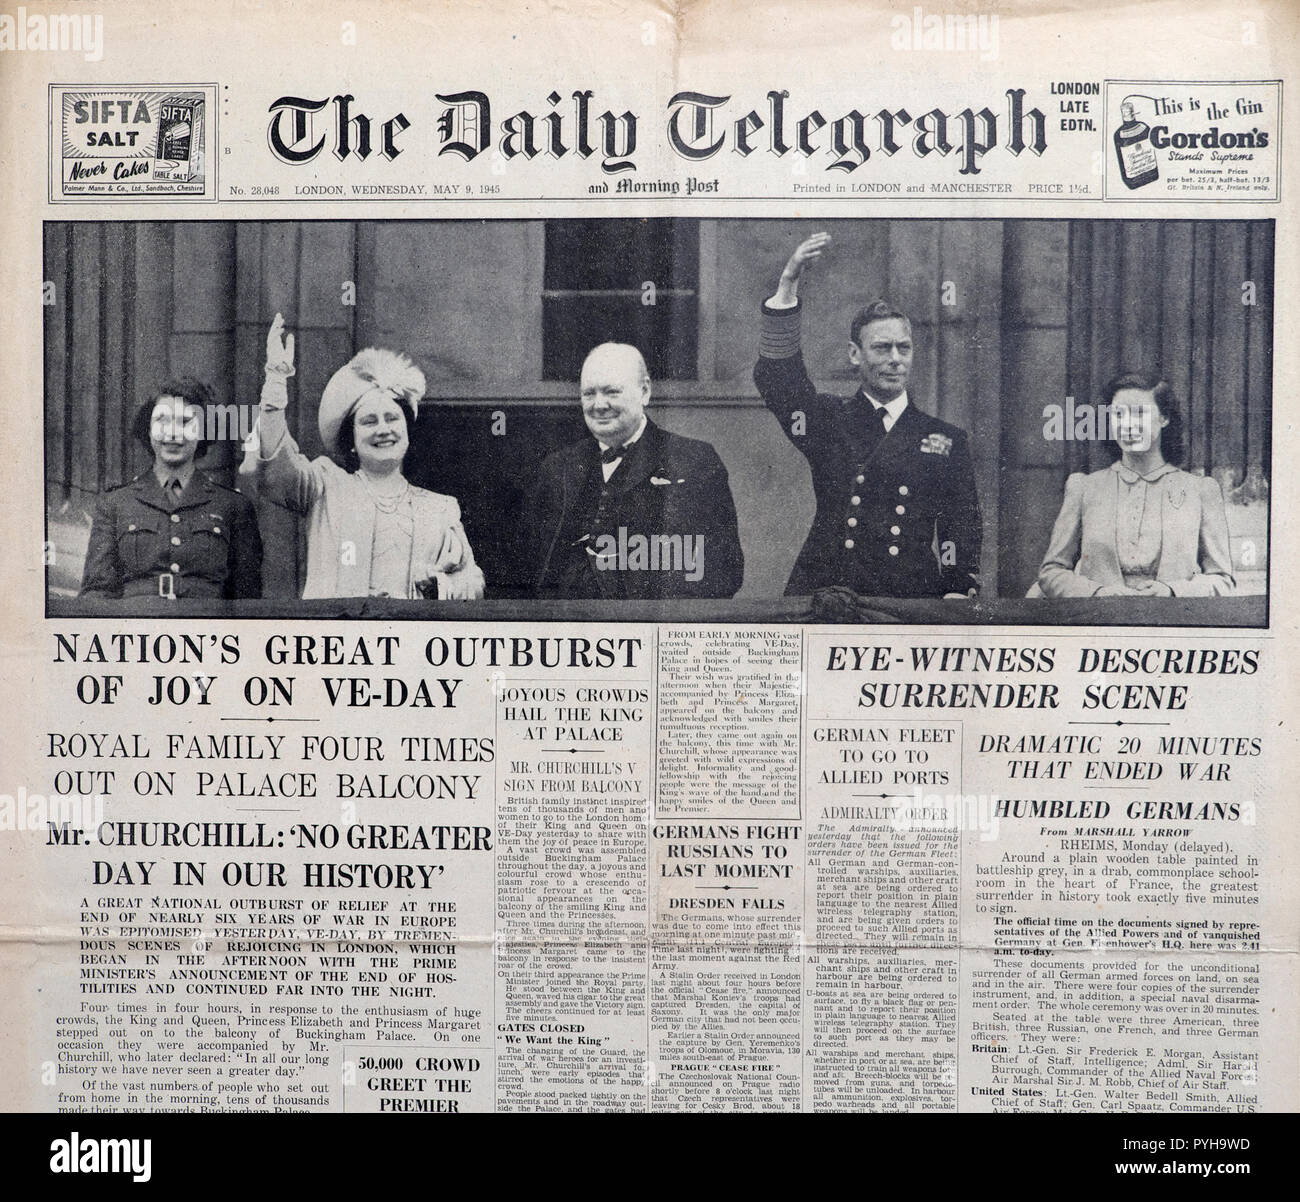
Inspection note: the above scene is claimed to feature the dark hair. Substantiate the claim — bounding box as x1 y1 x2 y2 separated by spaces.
1101 371 1185 466
850 300 910 347
338 394 418 472
133 377 215 459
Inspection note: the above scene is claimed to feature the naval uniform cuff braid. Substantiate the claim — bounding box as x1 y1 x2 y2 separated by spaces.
759 299 803 358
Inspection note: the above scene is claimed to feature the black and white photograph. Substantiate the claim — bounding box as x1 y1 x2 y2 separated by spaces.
43 216 1271 624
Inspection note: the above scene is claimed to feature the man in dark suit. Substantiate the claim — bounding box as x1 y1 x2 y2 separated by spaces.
525 342 743 600
754 231 982 599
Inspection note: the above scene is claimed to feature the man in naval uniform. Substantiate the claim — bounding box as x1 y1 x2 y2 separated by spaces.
80 379 263 601
524 342 743 601
754 231 982 599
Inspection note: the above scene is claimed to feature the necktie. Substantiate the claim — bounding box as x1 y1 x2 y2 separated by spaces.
170 478 184 499
854 401 888 456
600 443 629 465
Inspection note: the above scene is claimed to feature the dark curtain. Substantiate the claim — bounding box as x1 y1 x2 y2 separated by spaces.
1065 221 1272 499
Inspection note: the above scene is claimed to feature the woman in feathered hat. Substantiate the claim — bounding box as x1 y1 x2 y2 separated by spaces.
250 314 484 600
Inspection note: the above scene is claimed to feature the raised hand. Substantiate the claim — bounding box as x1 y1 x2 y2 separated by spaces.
265 312 296 376
782 231 832 284
771 231 831 306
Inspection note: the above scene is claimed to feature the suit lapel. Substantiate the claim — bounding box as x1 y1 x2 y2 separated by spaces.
133 476 170 514
603 420 660 497
555 440 600 524
597 422 661 601
536 441 598 589
574 439 602 493
834 391 881 468
173 473 212 512
869 403 924 473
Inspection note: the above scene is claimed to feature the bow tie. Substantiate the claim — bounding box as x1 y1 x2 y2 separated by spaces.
600 443 630 465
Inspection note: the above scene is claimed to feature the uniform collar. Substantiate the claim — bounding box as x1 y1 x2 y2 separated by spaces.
854 389 909 423
1112 459 1177 485
152 461 197 492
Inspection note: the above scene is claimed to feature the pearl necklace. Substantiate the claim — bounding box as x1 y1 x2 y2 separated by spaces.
358 472 411 514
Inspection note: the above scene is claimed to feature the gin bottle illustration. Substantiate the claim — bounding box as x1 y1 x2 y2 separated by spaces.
1114 99 1159 189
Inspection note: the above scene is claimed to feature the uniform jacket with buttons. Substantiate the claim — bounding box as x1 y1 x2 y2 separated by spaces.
754 301 982 598
80 472 263 600
524 418 744 600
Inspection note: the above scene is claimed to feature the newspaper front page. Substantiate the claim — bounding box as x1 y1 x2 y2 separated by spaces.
0 0 1295 1173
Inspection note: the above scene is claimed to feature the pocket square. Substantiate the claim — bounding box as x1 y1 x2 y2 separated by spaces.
920 433 952 456
651 476 685 486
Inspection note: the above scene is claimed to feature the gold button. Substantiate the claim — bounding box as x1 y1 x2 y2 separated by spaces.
850 496 861 506
855 475 865 484
214 527 221 535
127 524 136 531
896 505 906 515
847 517 857 528
169 563 180 572
899 485 909 496
844 539 855 550
891 525 900 535
170 514 180 523
171 536 181 546
889 545 899 556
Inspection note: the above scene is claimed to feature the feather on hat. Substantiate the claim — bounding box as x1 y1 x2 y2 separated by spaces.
318 348 427 460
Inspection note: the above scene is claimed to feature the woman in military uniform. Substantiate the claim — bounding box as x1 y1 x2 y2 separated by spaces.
79 378 263 601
